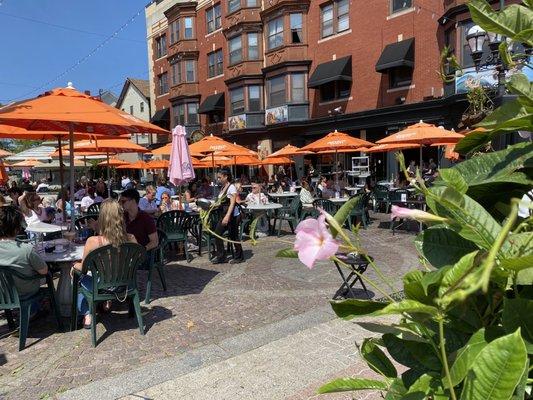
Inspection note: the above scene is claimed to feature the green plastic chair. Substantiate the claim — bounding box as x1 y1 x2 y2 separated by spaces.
156 210 192 262
0 266 62 351
142 229 168 304
71 243 147 347
75 214 99 234
273 196 302 237
346 194 370 229
86 203 101 215
312 198 335 215
373 185 390 213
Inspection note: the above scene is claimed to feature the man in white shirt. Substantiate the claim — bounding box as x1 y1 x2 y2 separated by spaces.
121 175 132 189
80 187 96 212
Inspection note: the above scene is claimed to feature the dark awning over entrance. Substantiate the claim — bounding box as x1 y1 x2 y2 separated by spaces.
308 56 352 88
150 108 170 124
375 38 415 72
198 93 225 114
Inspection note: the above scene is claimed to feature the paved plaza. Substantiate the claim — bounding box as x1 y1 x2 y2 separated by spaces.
0 213 420 399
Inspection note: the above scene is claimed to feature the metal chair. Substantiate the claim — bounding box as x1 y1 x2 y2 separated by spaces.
312 198 335 215
156 210 192 262
71 243 146 347
0 266 62 351
86 203 101 215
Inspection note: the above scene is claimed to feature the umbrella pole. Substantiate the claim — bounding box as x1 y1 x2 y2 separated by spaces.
57 136 67 224
106 151 111 198
69 124 76 232
419 146 423 175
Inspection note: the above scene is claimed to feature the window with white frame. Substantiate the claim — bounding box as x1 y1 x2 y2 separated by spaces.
184 17 194 39
206 4 222 33
248 32 259 60
321 0 349 38
229 35 242 64
267 17 284 50
290 13 303 44
228 0 240 13
290 74 305 102
185 60 196 82
391 0 413 14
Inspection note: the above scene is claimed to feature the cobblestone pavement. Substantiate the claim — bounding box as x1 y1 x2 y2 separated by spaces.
0 213 420 399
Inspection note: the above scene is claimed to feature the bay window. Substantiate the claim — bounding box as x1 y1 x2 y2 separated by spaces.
267 17 284 50
267 76 286 107
229 35 243 64
230 87 245 114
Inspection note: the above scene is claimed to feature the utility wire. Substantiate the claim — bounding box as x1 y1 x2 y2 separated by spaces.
0 11 145 43
6 7 146 102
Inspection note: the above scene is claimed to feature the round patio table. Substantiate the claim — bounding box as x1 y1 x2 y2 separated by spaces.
329 197 350 204
268 192 298 207
25 222 68 234
40 244 84 318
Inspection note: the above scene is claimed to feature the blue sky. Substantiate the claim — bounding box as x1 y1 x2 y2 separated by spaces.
0 0 149 103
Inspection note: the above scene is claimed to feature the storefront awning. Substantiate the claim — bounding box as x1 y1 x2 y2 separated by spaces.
308 56 352 88
198 93 225 114
375 38 415 72
150 108 170 124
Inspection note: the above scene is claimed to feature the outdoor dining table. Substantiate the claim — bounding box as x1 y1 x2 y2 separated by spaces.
25 222 68 234
245 203 282 236
268 192 298 206
39 243 84 320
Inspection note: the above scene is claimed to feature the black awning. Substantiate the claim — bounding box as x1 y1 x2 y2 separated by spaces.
198 93 225 114
150 108 170 123
375 38 415 72
308 56 352 88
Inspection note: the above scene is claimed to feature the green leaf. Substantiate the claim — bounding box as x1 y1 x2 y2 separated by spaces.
415 226 478 269
382 334 442 371
476 99 533 132
439 168 468 194
460 329 528 400
439 251 479 298
403 271 432 303
360 338 397 378
317 377 388 394
449 328 490 387
503 298 533 345
275 248 298 258
454 129 493 155
373 299 439 317
384 378 407 400
330 299 388 320
403 373 448 400
516 266 533 285
511 358 530 400
332 195 360 238
501 232 533 271
428 186 505 252
507 73 533 106
248 216 260 245
467 0 533 46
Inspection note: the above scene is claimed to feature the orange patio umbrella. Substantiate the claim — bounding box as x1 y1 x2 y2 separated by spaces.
9 158 41 168
377 121 464 168
268 144 312 158
200 155 232 166
189 134 245 156
116 160 149 170
97 158 129 167
261 156 293 165
365 143 421 153
191 157 209 169
145 159 169 169
0 85 169 230
152 142 203 157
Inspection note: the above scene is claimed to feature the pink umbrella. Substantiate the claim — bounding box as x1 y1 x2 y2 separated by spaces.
168 125 195 207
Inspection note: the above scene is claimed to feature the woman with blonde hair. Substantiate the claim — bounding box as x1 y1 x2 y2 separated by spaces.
72 199 137 328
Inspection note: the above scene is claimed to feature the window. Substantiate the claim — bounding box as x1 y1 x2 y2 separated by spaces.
247 32 259 60
319 81 351 102
155 34 167 58
171 63 181 85
246 0 258 5
268 76 286 107
188 103 199 124
158 72 169 95
208 49 223 77
173 103 185 125
290 14 303 44
230 87 245 114
140 102 144 113
391 0 413 13
321 4 334 38
129 105 134 115
337 0 349 32
228 0 240 13
248 86 261 111
229 35 242 64
321 0 349 38
389 66 412 88
268 17 284 50
184 17 193 39
290 74 305 102
170 20 180 44
206 4 221 33
185 60 196 82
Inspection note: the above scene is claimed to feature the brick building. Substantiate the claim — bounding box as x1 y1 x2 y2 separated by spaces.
144 0 514 178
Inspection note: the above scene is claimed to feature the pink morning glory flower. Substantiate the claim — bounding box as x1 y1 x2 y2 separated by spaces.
294 214 340 269
391 205 447 223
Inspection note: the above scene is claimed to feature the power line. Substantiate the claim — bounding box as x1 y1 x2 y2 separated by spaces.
6 7 146 102
0 11 146 43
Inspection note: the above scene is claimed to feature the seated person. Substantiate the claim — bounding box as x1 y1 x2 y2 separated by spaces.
72 200 137 328
155 177 174 205
138 185 158 216
299 181 314 204
120 189 158 252
0 205 48 299
80 187 96 212
159 192 178 213
185 182 198 204
20 192 54 225
36 178 50 193
245 182 268 205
